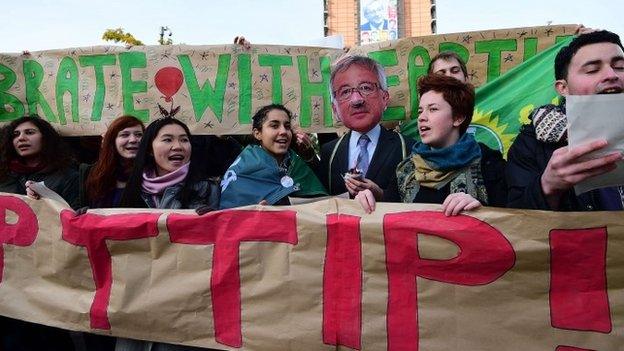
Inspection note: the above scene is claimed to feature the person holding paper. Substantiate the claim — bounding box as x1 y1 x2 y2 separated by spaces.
319 55 414 199
356 74 507 215
0 115 78 350
219 104 327 209
0 115 79 208
506 30 624 211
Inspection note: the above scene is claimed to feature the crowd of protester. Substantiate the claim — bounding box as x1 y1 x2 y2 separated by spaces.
0 29 622 350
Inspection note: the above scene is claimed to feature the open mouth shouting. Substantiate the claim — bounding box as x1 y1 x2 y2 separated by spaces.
168 153 187 166
151 123 192 176
17 143 32 152
14 142 40 158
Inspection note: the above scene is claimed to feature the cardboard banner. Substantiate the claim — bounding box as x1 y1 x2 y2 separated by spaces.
0 25 576 136
0 193 623 350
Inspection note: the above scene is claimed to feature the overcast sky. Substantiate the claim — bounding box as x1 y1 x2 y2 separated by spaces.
3 0 623 52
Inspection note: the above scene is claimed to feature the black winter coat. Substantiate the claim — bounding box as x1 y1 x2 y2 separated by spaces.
0 167 79 209
506 124 607 211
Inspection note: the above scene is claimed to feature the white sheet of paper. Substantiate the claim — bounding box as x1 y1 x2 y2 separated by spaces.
29 181 71 208
566 94 624 194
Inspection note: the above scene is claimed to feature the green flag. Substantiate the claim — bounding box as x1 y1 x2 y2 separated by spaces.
400 36 574 156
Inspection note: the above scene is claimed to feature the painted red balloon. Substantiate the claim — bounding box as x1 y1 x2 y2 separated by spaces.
154 67 183 102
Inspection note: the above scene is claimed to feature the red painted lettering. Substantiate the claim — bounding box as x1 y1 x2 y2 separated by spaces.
0 196 38 282
167 209 298 348
550 227 611 333
60 210 160 329
556 346 595 351
323 214 362 349
383 211 515 351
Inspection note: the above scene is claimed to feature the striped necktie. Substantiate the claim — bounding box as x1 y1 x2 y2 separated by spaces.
357 134 371 177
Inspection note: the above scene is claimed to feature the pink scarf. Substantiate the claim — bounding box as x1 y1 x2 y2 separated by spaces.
141 162 190 195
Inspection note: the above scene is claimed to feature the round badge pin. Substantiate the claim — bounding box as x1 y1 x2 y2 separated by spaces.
280 175 294 188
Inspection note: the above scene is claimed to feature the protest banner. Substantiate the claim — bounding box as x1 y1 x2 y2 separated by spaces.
0 25 576 138
0 193 622 350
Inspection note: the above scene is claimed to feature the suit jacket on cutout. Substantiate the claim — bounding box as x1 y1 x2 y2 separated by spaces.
318 126 414 195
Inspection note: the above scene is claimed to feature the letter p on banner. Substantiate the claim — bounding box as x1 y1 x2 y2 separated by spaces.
0 195 38 282
383 211 515 351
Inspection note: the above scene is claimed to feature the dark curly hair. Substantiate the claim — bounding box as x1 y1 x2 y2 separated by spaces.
0 115 74 180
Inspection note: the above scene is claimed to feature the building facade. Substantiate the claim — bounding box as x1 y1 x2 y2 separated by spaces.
324 0 436 47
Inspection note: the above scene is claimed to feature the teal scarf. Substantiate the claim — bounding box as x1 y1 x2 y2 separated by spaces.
411 132 481 171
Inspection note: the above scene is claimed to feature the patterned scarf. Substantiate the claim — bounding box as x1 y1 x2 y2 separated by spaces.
395 133 489 204
532 100 567 143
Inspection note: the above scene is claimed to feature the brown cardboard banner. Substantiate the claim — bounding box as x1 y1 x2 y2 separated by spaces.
0 193 622 350
0 25 577 136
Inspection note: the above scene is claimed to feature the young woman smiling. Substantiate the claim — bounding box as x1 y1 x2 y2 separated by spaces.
119 117 219 210
79 115 145 208
356 74 507 215
0 115 79 208
219 104 326 208
74 116 145 351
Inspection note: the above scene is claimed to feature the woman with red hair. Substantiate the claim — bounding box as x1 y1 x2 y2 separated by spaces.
356 74 507 215
79 115 145 208
75 116 145 351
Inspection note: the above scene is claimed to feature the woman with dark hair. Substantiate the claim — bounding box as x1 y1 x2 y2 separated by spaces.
119 117 219 210
116 117 219 351
219 104 326 209
0 115 78 207
0 115 77 351
79 115 145 208
356 74 507 214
